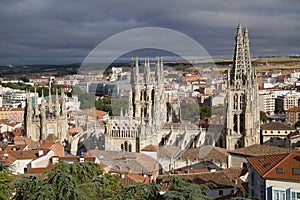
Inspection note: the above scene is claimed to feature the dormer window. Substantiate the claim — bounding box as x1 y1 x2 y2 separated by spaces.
292 168 300 175
276 167 284 174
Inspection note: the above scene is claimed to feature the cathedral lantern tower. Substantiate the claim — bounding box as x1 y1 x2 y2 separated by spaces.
223 24 260 150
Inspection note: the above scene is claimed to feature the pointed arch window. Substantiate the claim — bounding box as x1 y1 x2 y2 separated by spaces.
234 114 238 132
240 94 244 110
234 94 238 110
124 141 128 151
129 144 132 152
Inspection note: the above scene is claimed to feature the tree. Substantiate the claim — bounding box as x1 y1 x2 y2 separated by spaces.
0 162 13 200
123 182 163 200
260 111 269 123
72 86 83 97
95 97 112 113
12 162 122 200
200 106 212 119
12 174 43 200
87 174 123 199
166 176 214 200
79 93 95 109
181 103 199 123
295 120 300 128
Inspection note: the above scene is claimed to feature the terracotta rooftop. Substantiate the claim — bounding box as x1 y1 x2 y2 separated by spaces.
141 145 159 152
229 144 297 157
160 171 235 189
0 144 26 158
95 110 108 120
68 126 83 136
184 75 203 82
120 172 151 184
286 107 300 112
222 167 248 180
248 153 300 181
261 122 295 131
247 154 287 177
86 150 159 174
0 149 50 165
158 145 181 159
179 146 228 163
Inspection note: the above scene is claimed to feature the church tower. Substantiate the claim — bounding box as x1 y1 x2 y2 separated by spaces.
128 57 166 128
223 24 260 150
25 88 68 143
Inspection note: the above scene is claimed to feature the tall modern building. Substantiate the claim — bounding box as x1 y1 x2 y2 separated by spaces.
221 24 260 150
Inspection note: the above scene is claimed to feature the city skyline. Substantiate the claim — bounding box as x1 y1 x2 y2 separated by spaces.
0 0 300 65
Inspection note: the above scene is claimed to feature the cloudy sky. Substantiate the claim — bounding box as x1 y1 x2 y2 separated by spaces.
0 0 299 65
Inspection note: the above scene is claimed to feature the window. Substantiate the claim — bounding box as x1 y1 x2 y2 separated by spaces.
293 168 300 175
273 190 285 200
276 168 284 173
291 191 300 200
219 190 223 196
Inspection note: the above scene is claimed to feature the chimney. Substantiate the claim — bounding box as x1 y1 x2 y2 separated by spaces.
52 156 59 164
121 173 125 179
38 150 44 157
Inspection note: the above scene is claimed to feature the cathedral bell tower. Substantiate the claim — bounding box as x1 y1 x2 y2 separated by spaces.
223 24 260 150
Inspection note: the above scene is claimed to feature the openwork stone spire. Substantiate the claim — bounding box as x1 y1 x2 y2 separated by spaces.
222 24 260 150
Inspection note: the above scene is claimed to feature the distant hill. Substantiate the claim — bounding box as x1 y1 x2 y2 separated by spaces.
0 64 81 77
1 56 300 78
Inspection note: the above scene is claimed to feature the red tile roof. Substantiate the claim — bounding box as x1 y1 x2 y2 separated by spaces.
229 144 296 157
120 172 151 184
95 110 108 120
247 154 287 177
286 107 300 112
141 145 159 152
184 75 203 82
248 153 300 181
68 126 83 136
261 122 295 131
179 146 228 163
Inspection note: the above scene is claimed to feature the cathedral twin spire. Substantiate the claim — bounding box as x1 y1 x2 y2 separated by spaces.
27 88 66 118
131 56 164 85
230 24 254 89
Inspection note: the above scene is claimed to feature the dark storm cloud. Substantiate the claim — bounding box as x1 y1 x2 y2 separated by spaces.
0 0 299 65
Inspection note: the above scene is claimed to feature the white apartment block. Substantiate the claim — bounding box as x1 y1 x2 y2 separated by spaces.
275 94 300 112
259 93 277 114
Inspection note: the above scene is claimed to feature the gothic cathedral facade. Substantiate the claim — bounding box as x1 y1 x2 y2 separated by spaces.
221 24 260 150
25 89 68 143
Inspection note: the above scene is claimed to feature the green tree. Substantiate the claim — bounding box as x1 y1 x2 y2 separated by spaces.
0 162 13 200
166 176 214 200
95 97 112 113
295 120 300 128
200 106 212 119
12 162 122 200
95 97 129 116
12 174 42 200
123 182 163 200
181 103 199 123
79 93 96 109
260 111 269 123
87 174 123 199
72 86 83 97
